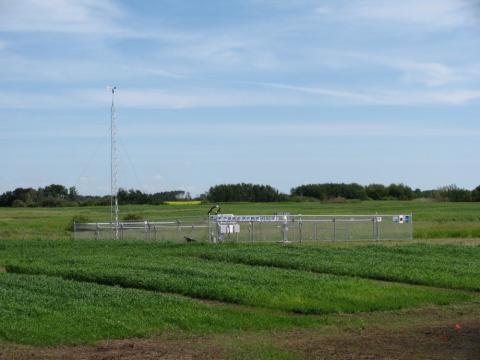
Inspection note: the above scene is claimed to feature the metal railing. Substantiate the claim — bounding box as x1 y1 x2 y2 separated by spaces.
74 213 413 242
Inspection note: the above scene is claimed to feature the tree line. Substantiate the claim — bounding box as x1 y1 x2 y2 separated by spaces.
1 182 479 207
0 185 190 207
206 183 480 202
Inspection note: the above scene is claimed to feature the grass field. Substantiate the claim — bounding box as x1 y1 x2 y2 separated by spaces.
0 203 479 358
1 200 480 240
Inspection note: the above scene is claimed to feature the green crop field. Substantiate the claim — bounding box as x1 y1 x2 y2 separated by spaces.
0 203 479 358
6 247 471 315
198 243 480 290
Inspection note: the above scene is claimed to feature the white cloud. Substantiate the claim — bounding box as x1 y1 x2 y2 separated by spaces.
257 82 480 106
1 83 479 110
331 51 459 87
0 0 127 34
75 88 303 109
0 54 185 83
123 121 480 139
346 0 475 28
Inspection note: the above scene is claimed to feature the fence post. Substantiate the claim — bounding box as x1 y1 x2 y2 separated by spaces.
410 213 414 240
299 217 303 243
281 217 288 243
73 221 77 240
208 216 211 242
372 217 376 241
333 217 336 241
250 221 254 243
314 223 317 241
95 223 99 240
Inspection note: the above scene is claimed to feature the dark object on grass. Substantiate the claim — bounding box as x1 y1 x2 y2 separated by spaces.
184 236 196 242
207 204 221 215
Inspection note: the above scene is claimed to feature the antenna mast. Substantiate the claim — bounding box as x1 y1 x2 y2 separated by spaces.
110 86 119 240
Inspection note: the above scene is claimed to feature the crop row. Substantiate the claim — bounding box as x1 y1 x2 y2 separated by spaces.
5 253 471 315
4 240 480 291
197 243 480 291
0 272 319 345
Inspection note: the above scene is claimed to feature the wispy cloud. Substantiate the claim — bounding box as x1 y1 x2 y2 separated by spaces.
331 51 459 87
1 82 479 110
78 88 304 109
324 0 476 29
256 82 480 106
3 119 479 141
0 0 129 35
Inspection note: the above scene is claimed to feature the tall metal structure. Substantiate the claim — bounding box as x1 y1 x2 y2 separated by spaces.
109 86 119 239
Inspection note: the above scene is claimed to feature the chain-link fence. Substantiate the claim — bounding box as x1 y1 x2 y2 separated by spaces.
74 217 208 241
74 213 413 242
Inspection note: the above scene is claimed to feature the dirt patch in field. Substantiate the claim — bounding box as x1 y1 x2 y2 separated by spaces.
3 303 480 360
3 320 479 360
1 336 224 360
282 319 480 360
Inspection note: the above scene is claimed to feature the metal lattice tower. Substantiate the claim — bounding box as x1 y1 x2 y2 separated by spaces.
109 86 119 239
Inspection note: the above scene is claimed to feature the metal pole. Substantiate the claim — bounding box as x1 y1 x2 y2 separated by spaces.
299 217 303 243
208 216 211 242
410 213 414 240
110 86 119 240
333 217 336 241
250 221 254 243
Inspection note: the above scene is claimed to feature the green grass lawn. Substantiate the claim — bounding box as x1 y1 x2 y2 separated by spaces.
1 200 480 240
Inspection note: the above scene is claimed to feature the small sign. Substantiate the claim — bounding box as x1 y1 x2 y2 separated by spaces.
399 215 404 224
376 216 382 222
392 216 399 223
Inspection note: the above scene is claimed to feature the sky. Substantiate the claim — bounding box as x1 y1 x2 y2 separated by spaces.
0 0 479 196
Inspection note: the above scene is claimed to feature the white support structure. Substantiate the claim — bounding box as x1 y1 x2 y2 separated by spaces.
109 86 119 240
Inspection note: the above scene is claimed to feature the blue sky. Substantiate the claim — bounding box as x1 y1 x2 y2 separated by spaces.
1 0 479 195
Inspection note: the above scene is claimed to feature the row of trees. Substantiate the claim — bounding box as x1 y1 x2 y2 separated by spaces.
1 183 480 207
206 183 480 202
0 184 190 207
0 185 79 208
205 183 287 202
290 183 416 201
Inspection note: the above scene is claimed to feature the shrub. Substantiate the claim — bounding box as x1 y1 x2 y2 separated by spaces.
66 215 91 232
122 213 144 221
